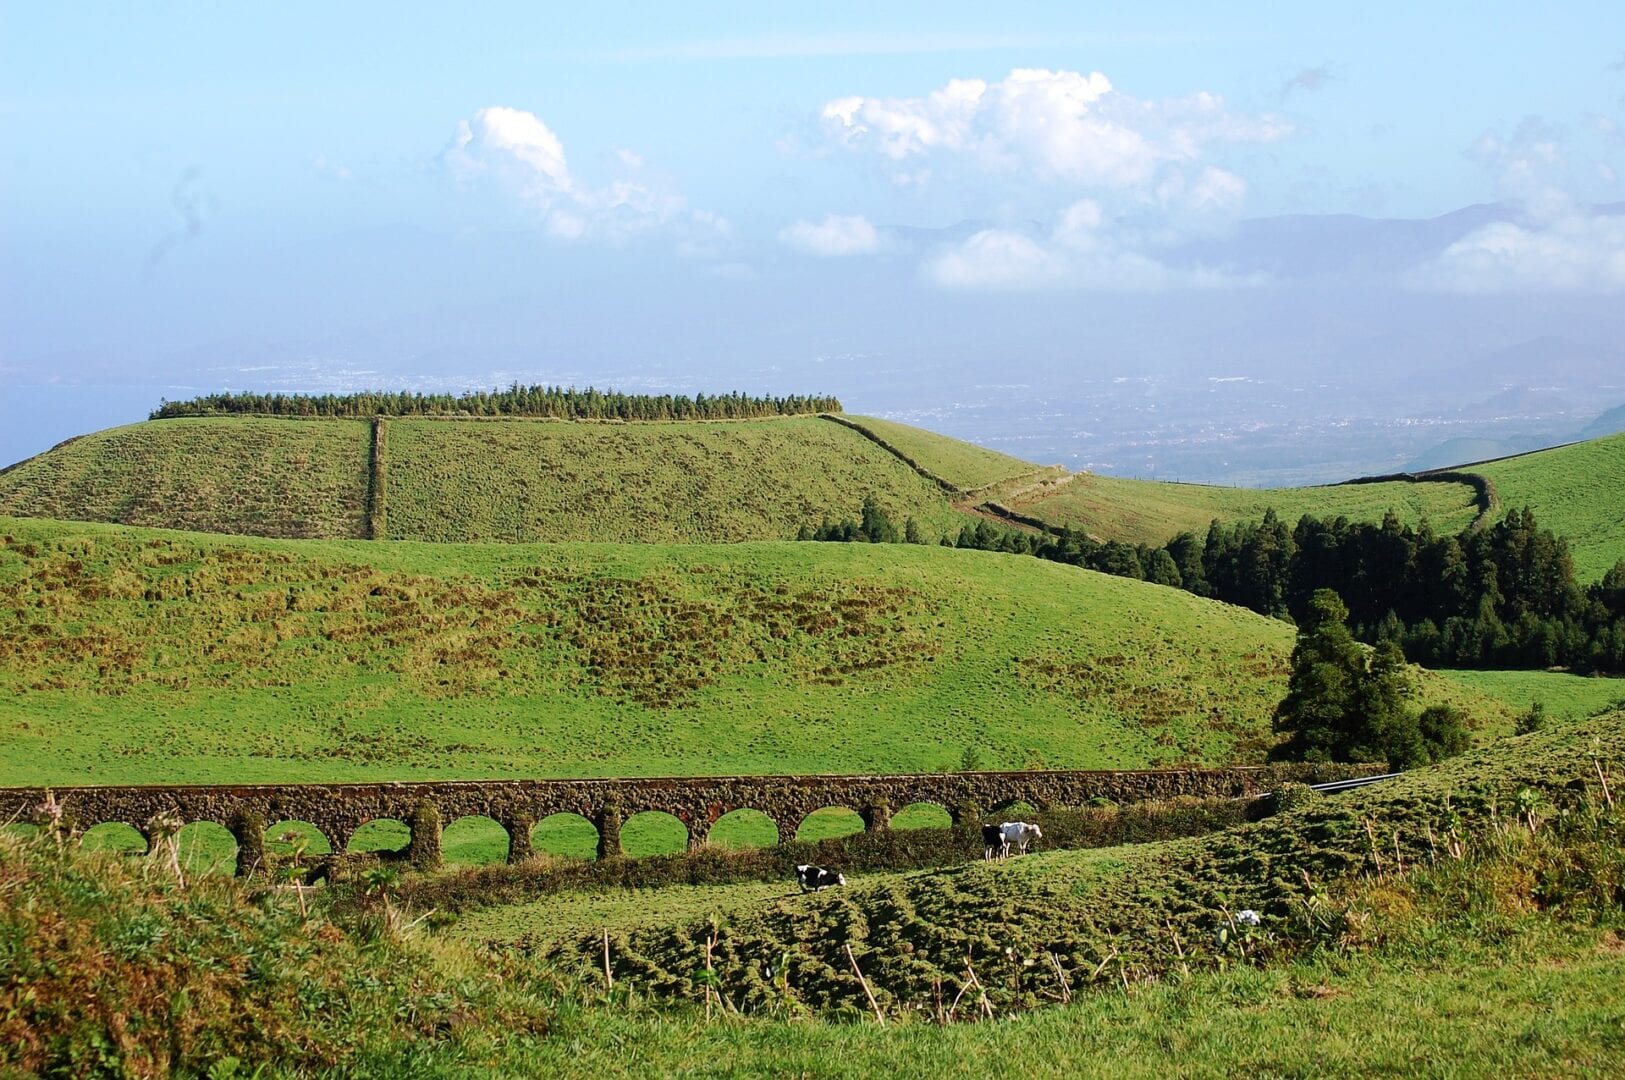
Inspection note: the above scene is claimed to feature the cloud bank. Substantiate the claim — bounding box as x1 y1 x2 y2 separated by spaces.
778 214 881 256
1407 117 1625 293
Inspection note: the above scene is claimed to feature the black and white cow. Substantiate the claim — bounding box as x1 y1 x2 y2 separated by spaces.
795 864 846 892
999 821 1042 856
982 823 1008 861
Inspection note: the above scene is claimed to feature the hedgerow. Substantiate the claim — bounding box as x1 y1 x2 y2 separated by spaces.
401 798 1254 917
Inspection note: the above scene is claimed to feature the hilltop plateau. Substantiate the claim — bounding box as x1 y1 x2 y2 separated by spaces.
4 403 1619 587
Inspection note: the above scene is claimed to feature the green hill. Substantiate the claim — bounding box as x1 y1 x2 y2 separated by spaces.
380 416 964 543
1003 470 1482 546
0 516 1504 787
1473 432 1625 582
836 415 1055 493
0 417 372 539
0 415 975 545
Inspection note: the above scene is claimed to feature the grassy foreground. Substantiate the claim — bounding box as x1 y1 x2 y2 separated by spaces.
6 515 1510 786
5 716 1620 1077
544 713 1623 1016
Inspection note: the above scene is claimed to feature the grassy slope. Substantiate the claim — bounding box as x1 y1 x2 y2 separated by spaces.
10 807 1620 1078
370 415 967 543
0 415 975 545
841 415 1046 492
1007 470 1482 546
0 516 1505 786
549 711 1623 1018
1474 432 1625 582
1436 668 1625 723
520 929 1625 1079
0 417 371 539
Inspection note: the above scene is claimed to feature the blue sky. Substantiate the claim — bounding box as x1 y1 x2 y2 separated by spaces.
2 2 1623 473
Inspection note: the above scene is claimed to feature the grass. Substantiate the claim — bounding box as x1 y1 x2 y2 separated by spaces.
1474 432 1625 582
355 415 968 544
548 711 1623 1017
0 414 977 545
0 417 372 539
1435 668 1625 723
840 416 1049 493
509 926 1625 1078
7 717 1619 1076
6 514 1509 786
1005 470 1482 546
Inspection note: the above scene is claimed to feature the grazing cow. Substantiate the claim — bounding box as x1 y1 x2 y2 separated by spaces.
795 864 846 892
981 823 1008 861
999 821 1042 856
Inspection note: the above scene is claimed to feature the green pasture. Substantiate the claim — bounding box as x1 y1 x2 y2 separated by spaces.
1007 470 1482 546
840 415 1046 492
504 925 1625 1078
1433 667 1625 722
0 417 371 539
0 414 975 545
379 416 968 543
10 514 1467 786
1475 432 1625 582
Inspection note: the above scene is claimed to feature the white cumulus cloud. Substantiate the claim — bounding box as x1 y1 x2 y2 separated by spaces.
445 106 725 244
819 67 1290 191
778 214 881 256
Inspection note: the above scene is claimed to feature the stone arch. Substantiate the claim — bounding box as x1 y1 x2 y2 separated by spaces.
441 815 509 867
620 810 688 857
176 820 238 877
705 808 778 849
346 818 409 856
80 821 147 855
795 806 865 843
892 801 953 831
265 820 332 857
531 812 599 861
988 799 1038 820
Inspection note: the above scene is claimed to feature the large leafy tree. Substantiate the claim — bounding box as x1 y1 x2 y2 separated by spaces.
1271 589 1467 767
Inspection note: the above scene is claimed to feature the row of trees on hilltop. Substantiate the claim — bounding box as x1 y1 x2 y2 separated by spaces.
803 499 1625 674
150 386 842 421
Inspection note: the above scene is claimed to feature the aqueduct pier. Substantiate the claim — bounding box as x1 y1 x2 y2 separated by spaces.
0 764 1365 876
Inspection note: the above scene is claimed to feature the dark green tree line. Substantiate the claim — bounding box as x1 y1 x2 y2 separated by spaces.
151 386 841 421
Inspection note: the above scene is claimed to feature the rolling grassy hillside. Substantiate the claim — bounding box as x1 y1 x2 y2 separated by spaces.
1474 432 1625 582
0 417 371 538
0 415 976 544
0 516 1506 787
382 416 965 543
1004 470 1482 546
839 415 1051 493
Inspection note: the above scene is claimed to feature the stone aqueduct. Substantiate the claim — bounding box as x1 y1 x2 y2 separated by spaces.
0 764 1357 876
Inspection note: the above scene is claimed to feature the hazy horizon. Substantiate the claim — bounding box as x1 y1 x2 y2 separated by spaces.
5 3 1623 481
